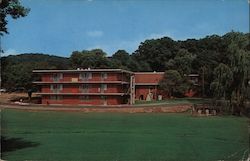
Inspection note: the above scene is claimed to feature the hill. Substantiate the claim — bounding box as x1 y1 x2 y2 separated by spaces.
1 53 69 90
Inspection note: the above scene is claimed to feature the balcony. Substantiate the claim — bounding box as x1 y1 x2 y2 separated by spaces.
34 92 129 96
33 80 130 84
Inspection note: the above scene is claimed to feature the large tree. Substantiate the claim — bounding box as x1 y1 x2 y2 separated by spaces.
0 0 30 34
210 32 250 114
210 63 233 100
159 70 189 97
111 50 144 71
165 49 195 75
133 37 179 71
70 49 113 69
112 50 131 70
225 32 250 114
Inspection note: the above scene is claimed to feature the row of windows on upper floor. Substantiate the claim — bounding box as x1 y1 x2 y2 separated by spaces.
50 84 108 93
50 95 107 101
52 73 108 81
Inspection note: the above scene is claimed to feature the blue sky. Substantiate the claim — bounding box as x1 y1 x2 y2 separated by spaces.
2 0 249 57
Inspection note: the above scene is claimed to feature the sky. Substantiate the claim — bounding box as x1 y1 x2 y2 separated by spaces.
2 0 249 57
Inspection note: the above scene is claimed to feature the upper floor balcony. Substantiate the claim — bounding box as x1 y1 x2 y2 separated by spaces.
35 84 130 96
33 69 132 84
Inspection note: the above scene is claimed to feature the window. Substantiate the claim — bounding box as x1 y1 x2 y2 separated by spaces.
101 73 108 80
50 96 62 100
79 96 90 101
100 84 107 92
190 77 198 85
52 73 63 82
50 84 63 93
87 73 92 79
101 96 107 100
79 73 92 80
101 96 107 105
79 73 86 80
79 84 90 93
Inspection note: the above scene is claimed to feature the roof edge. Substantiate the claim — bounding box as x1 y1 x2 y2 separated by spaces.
33 69 133 74
134 72 165 74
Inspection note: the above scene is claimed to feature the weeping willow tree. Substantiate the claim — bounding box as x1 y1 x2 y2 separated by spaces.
210 63 233 98
210 63 233 111
211 32 250 114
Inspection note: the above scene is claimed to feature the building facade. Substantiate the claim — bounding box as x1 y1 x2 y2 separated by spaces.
134 72 166 101
33 69 133 105
33 69 199 105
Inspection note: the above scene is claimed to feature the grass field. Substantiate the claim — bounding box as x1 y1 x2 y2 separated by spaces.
134 98 209 106
1 109 249 161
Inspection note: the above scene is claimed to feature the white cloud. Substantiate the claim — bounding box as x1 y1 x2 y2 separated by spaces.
2 49 18 56
86 30 103 37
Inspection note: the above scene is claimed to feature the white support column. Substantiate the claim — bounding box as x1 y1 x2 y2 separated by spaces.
130 75 135 105
0 35 2 95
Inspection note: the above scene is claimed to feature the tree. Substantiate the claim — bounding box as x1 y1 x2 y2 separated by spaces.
1 54 70 90
0 0 30 34
210 32 250 114
112 50 131 70
210 63 233 100
159 70 184 97
224 32 250 114
165 49 195 75
70 49 113 69
133 37 179 71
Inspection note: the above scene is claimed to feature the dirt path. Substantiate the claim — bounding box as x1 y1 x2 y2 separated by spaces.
0 103 191 113
0 93 27 103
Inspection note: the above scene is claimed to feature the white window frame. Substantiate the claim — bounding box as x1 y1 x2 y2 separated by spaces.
50 84 63 93
87 73 92 79
50 95 62 100
79 84 90 93
79 96 90 101
101 95 107 100
100 84 107 91
80 72 92 80
52 73 63 82
101 73 108 80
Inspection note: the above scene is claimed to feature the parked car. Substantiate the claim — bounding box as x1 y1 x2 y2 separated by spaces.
0 88 7 92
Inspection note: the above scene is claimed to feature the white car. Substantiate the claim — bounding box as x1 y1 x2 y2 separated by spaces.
0 89 7 92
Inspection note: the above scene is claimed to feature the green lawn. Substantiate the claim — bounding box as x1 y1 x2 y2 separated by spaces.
1 109 249 161
135 98 209 106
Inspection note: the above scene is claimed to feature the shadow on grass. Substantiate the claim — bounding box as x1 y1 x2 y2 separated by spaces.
1 136 40 153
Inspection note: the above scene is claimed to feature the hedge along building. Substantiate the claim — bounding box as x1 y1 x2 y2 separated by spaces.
33 69 198 105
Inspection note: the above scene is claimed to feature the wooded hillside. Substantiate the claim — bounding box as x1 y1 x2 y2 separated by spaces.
1 31 249 99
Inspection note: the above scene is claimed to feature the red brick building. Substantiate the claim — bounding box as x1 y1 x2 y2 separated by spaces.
33 69 199 105
33 69 133 105
134 72 199 100
134 72 166 101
